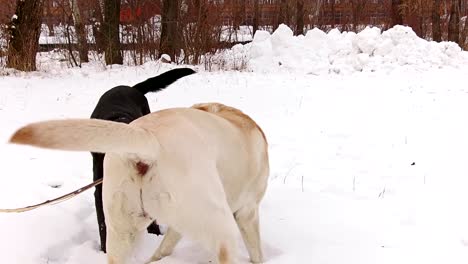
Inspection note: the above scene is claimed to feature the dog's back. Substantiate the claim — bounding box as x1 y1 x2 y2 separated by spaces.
91 86 149 122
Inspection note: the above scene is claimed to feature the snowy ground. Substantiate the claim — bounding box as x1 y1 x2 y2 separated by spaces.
1 25 468 264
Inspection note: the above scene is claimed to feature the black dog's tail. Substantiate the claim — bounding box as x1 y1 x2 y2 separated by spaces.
133 68 196 95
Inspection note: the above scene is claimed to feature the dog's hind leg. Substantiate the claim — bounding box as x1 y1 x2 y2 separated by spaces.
146 227 182 263
104 192 144 264
234 205 263 263
106 227 137 264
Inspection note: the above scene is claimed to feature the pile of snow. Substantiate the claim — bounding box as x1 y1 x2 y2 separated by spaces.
27 23 468 74
243 24 468 74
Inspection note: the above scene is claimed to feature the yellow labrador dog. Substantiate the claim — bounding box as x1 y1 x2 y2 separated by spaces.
10 103 269 264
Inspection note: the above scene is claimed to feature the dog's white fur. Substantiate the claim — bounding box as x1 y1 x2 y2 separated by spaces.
10 103 269 264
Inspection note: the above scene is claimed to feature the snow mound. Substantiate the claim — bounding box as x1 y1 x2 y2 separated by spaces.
242 24 468 74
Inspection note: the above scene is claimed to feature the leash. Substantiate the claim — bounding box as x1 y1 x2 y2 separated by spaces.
0 178 103 213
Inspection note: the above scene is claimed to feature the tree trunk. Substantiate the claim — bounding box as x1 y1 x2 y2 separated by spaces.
241 0 246 27
69 0 89 63
448 0 460 44
330 0 336 28
46 22 55 36
7 0 44 71
103 0 122 65
461 11 468 49
351 0 359 32
418 9 424 38
253 0 259 36
160 0 179 61
295 0 304 35
391 0 403 27
44 2 55 36
233 0 240 30
90 1 105 54
432 0 441 42
277 0 287 29
311 0 323 27
98 0 105 20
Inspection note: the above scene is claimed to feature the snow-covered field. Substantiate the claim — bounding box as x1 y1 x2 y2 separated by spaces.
1 25 468 264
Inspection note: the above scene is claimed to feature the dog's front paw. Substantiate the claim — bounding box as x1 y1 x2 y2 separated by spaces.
144 251 165 264
250 257 264 264
144 257 160 264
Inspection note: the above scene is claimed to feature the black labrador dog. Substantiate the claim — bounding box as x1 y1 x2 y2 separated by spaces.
90 68 196 252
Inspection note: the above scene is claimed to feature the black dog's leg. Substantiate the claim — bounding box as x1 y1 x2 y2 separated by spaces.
93 152 160 252
147 221 162 235
92 152 107 252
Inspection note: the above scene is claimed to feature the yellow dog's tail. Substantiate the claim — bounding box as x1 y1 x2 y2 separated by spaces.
9 118 159 159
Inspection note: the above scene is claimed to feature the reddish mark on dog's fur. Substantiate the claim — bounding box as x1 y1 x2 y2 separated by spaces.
135 161 149 176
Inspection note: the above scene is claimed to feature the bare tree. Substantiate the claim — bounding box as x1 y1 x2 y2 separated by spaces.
241 0 247 27
296 0 304 35
350 0 369 32
330 0 336 28
44 1 55 36
7 0 44 71
99 0 105 18
461 12 468 49
253 0 259 35
400 0 431 37
103 0 123 65
89 0 105 54
307 0 322 28
69 0 89 63
160 0 179 61
180 0 223 65
232 0 240 29
448 0 460 43
277 0 288 28
432 0 441 41
231 0 246 30
391 0 403 27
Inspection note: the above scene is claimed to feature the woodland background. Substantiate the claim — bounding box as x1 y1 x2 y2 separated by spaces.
0 0 467 71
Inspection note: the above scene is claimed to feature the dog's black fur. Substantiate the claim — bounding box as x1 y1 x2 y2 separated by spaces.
90 68 196 252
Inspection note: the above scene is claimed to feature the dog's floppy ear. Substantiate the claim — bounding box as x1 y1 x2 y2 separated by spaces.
10 119 159 158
